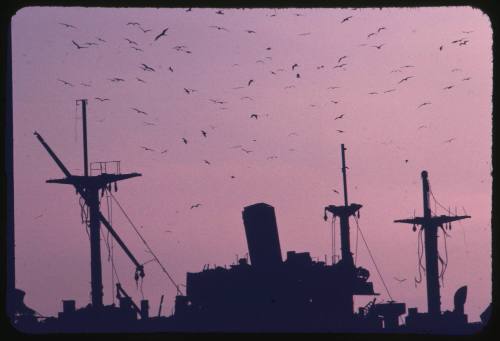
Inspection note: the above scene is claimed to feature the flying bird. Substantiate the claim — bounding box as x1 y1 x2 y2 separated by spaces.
338 56 347 63
372 44 384 49
201 130 207 137
443 138 456 143
250 114 259 119
462 77 471 81
241 148 252 154
377 26 386 32
417 102 431 108
127 22 141 26
95 97 110 102
400 65 415 68
292 63 299 70
186 8 192 12
367 32 376 38
160 149 168 154
203 160 211 165
368 92 378 95
143 121 156 126
168 66 174 72
140 146 155 152
109 77 125 82
125 38 138 45
72 40 88 49
57 79 73 86
296 73 300 78
184 88 197 94
139 26 152 33
245 30 256 34
334 114 344 120
96 37 106 42
332 189 339 194
383 89 396 93
443 85 454 90
136 77 146 83
154 28 169 41
131 108 148 115
333 63 347 69
284 85 295 89
341 16 353 23
140 63 155 72
439 45 443 51
190 203 201 209
336 130 344 133
59 22 77 29
182 138 188 144
241 96 253 101
215 10 224 15
398 76 414 84
298 32 311 36
328 86 340 90
210 25 229 32
248 79 254 86
80 82 91 87
131 46 143 52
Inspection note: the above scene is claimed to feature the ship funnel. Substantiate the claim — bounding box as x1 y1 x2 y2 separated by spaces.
453 286 467 315
242 203 283 269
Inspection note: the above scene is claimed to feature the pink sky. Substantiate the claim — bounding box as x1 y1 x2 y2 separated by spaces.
11 6 491 323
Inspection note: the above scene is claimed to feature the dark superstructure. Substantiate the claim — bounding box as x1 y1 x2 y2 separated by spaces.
6 100 489 334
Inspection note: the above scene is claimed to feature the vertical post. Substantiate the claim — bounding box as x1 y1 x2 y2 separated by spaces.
341 144 349 207
421 171 441 316
80 99 89 177
88 187 103 308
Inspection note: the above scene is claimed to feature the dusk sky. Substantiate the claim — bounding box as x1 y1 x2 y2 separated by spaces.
11 6 491 323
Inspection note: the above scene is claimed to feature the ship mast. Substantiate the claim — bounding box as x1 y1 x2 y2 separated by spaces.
394 171 470 317
323 144 361 267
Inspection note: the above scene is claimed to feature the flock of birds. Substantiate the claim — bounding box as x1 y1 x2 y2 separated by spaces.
54 8 475 213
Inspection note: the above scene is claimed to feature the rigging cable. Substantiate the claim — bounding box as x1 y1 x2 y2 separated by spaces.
415 227 425 287
354 213 359 266
353 216 393 302
108 191 183 296
331 216 336 264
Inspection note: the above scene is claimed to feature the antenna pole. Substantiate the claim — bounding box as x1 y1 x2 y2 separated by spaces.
341 144 349 206
80 99 89 177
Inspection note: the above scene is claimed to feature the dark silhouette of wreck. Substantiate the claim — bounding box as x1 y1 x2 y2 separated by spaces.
6 99 490 334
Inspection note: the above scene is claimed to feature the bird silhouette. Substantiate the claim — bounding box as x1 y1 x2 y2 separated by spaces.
154 28 169 41
451 68 462 72
316 65 325 69
248 79 254 86
215 10 224 15
109 77 125 82
95 97 110 102
230 175 236 179
184 88 196 94
336 130 344 133
377 26 386 32
245 30 256 33
140 63 155 72
372 44 384 49
383 89 396 93
443 138 456 143
182 138 188 144
332 189 339 194
398 76 414 84
418 102 431 108
160 149 168 154
190 203 201 209
459 40 469 46
96 37 106 42
439 45 443 51
201 130 207 137
59 22 77 29
131 46 143 52
400 65 415 68
443 85 454 90
368 92 378 95
58 79 74 86
140 146 155 152
334 114 344 120
139 26 152 33
241 96 253 101
127 22 140 26
131 108 148 115
341 16 353 23
333 63 347 69
168 66 174 72
80 82 91 87
250 114 259 119
451 38 466 44
337 56 347 63
296 73 300 78
417 125 428 130
143 121 156 126
72 40 88 49
210 25 229 32
125 38 138 45
84 42 98 46
241 148 252 154
298 32 311 36
136 77 146 83
328 86 340 90
462 77 471 81
292 63 299 70
367 32 376 38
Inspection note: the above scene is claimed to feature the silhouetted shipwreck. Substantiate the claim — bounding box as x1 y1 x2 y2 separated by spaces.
8 100 489 334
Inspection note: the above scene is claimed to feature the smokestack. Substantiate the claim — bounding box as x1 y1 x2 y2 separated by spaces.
242 203 283 269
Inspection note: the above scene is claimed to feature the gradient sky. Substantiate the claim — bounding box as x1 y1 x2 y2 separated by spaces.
11 6 492 323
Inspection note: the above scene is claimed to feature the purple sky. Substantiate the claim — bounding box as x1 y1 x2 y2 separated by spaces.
11 7 491 322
